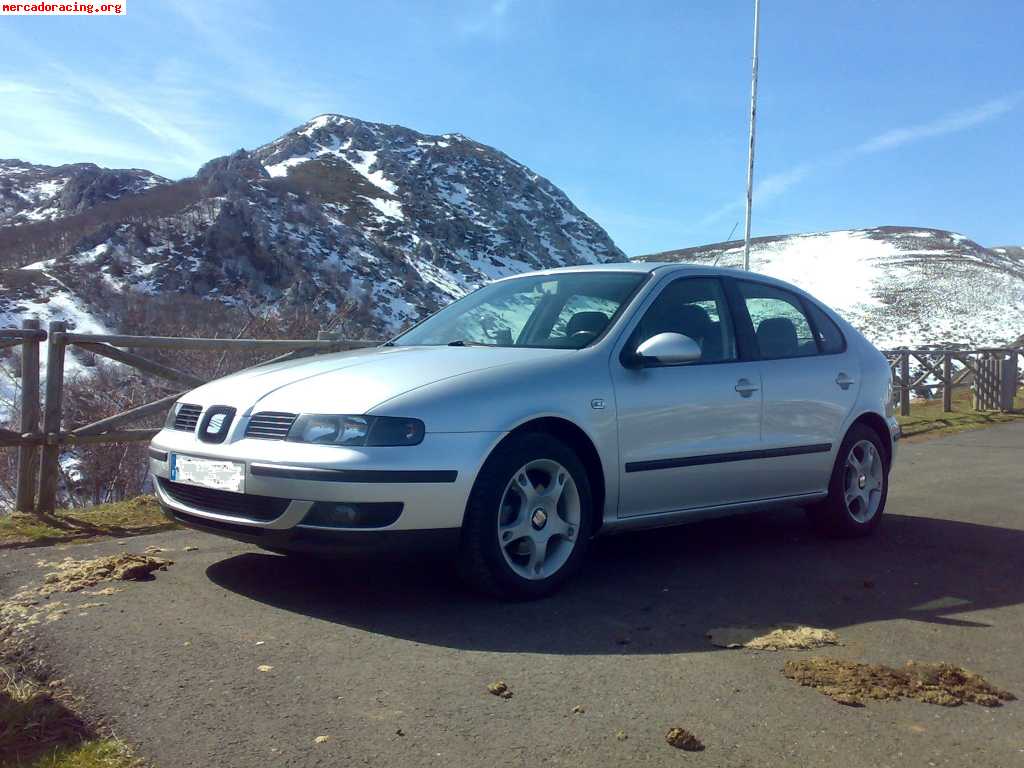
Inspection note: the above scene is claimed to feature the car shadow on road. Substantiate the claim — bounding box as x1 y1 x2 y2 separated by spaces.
205 509 1023 655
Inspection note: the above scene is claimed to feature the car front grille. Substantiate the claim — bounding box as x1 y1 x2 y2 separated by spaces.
157 477 290 522
245 412 297 440
172 404 202 432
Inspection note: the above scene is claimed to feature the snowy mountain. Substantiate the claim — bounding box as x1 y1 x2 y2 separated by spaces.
0 115 622 340
0 159 168 227
638 227 1024 350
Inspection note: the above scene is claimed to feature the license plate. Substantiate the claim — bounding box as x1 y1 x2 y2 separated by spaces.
169 454 245 494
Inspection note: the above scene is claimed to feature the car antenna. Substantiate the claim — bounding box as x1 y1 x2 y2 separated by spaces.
713 221 739 266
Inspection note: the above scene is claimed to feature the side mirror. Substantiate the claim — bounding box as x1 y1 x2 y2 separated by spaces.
633 332 702 367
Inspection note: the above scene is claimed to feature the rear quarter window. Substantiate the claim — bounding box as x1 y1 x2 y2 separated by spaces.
807 302 846 354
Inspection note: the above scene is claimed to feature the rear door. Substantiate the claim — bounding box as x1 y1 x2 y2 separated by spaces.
732 280 860 498
611 276 764 517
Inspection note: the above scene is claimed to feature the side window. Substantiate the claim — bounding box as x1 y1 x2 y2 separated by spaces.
737 281 818 359
806 302 846 354
633 278 737 363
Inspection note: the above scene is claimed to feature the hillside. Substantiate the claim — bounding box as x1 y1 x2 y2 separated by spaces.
638 227 1024 349
0 114 622 339
0 159 168 227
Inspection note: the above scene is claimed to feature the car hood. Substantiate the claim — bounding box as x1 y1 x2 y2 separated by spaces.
180 345 573 415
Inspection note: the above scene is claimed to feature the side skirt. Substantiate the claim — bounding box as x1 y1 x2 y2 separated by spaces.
599 491 828 535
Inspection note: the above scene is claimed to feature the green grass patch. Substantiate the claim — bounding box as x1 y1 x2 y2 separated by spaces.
0 664 136 768
897 388 1024 441
20 739 137 768
0 495 176 549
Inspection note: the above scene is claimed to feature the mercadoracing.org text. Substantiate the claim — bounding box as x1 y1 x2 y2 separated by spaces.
2 2 125 14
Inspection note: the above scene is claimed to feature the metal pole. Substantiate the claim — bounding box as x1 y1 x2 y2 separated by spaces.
742 0 762 271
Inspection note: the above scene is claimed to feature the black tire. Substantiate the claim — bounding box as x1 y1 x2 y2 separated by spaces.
807 423 889 538
458 432 593 600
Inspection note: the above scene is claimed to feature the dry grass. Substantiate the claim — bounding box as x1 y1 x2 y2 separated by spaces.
0 496 175 549
897 387 1024 441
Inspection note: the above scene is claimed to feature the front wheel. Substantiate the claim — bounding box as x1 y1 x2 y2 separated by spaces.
807 423 889 537
459 432 593 599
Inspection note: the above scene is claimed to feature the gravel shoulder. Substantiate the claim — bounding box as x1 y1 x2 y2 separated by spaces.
3 423 1023 767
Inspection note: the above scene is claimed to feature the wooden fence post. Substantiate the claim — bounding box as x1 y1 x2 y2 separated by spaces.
942 352 952 413
15 319 41 512
999 350 1018 412
899 351 911 416
36 320 67 514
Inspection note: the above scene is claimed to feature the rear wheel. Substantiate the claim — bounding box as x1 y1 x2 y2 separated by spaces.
459 432 593 599
807 423 889 537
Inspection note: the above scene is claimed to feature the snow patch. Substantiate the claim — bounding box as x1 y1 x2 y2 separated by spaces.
348 150 398 195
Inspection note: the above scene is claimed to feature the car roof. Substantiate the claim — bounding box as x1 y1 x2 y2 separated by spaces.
497 262 834 308
500 261 755 279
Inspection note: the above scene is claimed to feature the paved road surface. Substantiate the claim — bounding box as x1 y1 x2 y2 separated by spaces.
3 423 1023 767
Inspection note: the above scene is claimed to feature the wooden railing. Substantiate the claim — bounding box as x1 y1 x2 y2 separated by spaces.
3 320 378 514
883 348 1022 416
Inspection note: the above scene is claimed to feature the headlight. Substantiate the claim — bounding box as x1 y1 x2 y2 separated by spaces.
164 402 182 428
287 415 425 447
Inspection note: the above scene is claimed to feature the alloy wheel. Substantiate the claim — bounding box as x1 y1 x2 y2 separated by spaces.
844 439 884 523
496 458 581 580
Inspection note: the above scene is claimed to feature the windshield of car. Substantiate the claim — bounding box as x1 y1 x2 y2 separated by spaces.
391 271 648 349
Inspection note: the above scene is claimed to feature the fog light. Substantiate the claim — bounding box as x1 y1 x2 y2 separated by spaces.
302 502 403 529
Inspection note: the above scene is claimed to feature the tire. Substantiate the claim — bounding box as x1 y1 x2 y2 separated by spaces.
807 423 889 538
458 431 593 600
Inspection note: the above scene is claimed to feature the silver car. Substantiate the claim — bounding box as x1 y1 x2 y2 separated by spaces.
150 263 899 598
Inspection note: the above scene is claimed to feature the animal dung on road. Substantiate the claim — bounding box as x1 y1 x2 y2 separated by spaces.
37 554 172 595
487 680 512 698
665 727 704 751
706 625 839 650
784 657 1016 707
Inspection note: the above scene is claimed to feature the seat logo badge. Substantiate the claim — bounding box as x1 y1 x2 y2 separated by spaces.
197 406 236 444
531 508 548 529
590 398 606 410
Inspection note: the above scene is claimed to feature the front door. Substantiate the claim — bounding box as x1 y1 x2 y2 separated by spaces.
611 276 764 518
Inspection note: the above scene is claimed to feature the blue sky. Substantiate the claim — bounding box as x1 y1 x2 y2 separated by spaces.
1 0 1021 255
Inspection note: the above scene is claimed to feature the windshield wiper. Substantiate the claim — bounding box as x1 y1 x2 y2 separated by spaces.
447 339 490 347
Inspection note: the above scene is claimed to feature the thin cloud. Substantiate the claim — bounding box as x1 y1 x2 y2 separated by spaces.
855 95 1019 154
165 0 341 124
698 93 1021 229
0 78 208 175
54 66 217 163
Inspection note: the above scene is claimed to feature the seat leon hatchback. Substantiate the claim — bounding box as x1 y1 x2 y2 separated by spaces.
151 263 899 599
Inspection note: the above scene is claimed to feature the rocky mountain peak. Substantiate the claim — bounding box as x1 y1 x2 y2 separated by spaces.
0 114 624 342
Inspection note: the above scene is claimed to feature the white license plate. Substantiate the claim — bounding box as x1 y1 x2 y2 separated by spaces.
169 454 245 494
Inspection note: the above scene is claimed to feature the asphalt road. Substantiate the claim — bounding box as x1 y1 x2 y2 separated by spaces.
3 423 1024 767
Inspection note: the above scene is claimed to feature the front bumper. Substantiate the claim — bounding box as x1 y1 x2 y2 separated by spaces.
886 414 901 462
160 501 461 555
150 428 504 547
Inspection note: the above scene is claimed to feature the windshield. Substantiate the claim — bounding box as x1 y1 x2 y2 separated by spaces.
392 271 647 349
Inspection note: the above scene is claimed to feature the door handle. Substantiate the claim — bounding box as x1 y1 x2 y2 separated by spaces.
734 378 759 397
835 373 855 390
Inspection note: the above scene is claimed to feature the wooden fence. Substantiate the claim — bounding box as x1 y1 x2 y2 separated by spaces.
883 348 1022 416
2 320 376 514
1 320 1020 514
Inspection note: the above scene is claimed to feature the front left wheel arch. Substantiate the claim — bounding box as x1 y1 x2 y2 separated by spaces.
472 417 607 536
